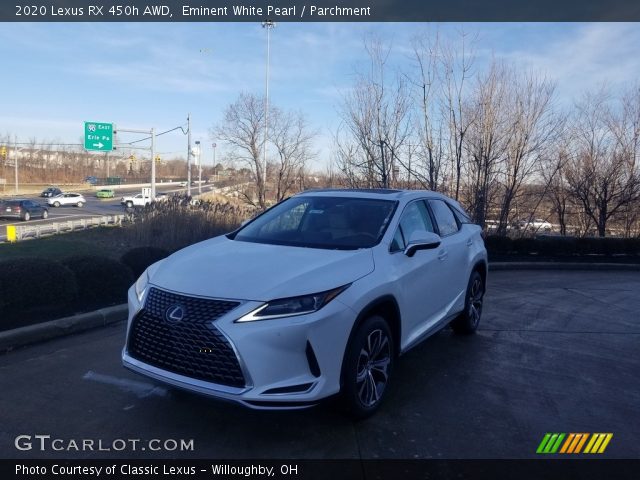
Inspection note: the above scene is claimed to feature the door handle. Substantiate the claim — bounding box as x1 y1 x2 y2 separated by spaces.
437 250 448 261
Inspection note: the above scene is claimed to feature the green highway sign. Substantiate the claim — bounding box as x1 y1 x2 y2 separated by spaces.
84 121 114 151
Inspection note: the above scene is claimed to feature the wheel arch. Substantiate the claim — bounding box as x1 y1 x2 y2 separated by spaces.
472 259 487 291
340 295 402 387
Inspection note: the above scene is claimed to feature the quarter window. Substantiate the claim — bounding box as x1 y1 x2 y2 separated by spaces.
429 200 459 236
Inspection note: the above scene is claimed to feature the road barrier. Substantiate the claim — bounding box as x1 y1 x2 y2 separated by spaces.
4 214 125 242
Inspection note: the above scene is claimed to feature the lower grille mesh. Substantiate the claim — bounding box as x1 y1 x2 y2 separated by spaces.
128 287 245 388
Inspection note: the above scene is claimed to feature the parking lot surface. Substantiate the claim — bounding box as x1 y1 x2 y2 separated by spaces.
1 270 638 459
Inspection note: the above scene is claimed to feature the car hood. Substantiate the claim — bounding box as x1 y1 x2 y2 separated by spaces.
148 235 375 301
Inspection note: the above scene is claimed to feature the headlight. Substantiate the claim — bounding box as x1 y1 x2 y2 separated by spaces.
235 285 350 322
134 270 149 303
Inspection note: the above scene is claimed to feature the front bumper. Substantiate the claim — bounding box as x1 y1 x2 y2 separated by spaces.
122 285 355 409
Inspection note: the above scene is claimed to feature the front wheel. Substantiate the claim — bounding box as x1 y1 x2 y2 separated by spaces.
341 315 394 419
126 201 133 208
42 210 48 219
53 201 60 207
22 212 30 221
451 270 484 335
76 202 84 207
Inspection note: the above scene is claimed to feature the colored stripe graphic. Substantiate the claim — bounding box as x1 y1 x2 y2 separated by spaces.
537 433 565 453
539 433 613 454
584 433 613 454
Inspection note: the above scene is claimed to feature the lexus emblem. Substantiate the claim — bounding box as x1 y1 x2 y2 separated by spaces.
165 304 185 323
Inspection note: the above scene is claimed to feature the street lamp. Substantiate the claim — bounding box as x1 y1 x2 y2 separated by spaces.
262 19 275 204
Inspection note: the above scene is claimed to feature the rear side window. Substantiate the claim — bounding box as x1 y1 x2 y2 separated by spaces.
429 200 459 236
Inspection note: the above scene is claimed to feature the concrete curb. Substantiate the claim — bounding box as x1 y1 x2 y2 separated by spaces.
0 304 127 354
489 262 640 271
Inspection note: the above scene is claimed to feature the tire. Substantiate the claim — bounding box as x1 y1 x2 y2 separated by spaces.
22 212 30 221
77 202 84 208
42 210 48 219
126 201 133 208
341 315 394 419
451 270 484 335
53 201 60 207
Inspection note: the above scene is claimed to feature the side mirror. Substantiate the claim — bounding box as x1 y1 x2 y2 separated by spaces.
404 231 441 257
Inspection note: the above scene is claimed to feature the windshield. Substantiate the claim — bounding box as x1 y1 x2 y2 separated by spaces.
232 196 397 250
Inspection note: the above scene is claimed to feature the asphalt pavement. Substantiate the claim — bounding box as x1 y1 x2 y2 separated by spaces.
1 270 638 459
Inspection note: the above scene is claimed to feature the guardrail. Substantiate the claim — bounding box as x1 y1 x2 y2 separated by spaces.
5 214 125 242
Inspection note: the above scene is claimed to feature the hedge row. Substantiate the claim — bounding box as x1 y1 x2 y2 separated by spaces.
485 235 640 256
0 246 171 325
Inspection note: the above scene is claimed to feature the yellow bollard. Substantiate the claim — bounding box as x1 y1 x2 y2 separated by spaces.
6 224 16 242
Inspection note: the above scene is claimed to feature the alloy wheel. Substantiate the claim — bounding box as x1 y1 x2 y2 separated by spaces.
356 329 391 408
468 277 483 328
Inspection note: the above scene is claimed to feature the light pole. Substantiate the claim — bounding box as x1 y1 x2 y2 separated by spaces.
212 143 217 182
195 140 202 195
262 19 275 206
187 113 192 197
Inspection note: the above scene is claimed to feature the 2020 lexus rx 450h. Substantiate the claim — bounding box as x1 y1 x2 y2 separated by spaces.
122 189 487 418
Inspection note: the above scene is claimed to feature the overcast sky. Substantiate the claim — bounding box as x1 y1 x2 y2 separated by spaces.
1 22 638 171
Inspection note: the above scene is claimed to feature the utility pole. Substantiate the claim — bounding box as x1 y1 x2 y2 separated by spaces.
13 136 18 195
187 113 192 197
262 20 275 206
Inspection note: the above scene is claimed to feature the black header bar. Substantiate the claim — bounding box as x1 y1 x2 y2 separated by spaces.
2 0 640 22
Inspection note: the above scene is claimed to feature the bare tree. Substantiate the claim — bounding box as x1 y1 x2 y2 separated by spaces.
214 93 267 208
269 107 315 202
441 29 476 201
336 35 412 188
565 88 640 237
463 62 511 229
494 73 562 235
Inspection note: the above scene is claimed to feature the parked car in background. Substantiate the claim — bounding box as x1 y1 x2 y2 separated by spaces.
40 187 62 198
85 176 98 185
47 193 86 208
123 189 488 418
0 199 48 221
155 192 169 202
513 218 553 232
96 189 115 199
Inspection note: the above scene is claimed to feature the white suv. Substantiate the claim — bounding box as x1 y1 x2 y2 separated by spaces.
47 193 86 207
122 189 487 417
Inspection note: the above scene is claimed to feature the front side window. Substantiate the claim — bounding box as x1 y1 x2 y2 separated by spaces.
429 200 459 236
232 196 397 250
390 201 435 252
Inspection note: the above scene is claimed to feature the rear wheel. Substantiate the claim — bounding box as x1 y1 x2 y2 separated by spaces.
76 201 84 207
341 315 394 419
451 270 484 335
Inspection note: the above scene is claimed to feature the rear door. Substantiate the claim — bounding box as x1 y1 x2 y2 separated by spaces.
427 199 468 315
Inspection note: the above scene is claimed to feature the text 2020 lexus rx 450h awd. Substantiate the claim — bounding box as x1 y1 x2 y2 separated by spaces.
122 189 487 418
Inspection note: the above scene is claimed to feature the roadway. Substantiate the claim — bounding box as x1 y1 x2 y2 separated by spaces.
0 184 220 242
1 271 638 459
